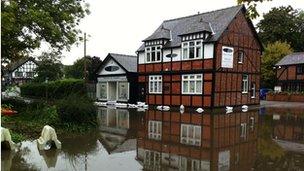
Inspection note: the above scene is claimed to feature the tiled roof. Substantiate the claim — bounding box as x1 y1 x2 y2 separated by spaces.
276 52 304 66
109 53 137 72
144 26 171 41
137 5 244 51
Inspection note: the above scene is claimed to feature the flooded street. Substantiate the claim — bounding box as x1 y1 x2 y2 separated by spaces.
2 105 304 171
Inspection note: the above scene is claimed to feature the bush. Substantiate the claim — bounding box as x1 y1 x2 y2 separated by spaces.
56 94 97 124
1 98 27 111
20 79 86 99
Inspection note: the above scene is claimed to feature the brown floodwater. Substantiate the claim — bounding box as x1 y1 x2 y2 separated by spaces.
1 106 304 171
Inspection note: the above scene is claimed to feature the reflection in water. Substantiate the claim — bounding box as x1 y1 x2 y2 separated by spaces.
1 107 304 170
136 110 258 171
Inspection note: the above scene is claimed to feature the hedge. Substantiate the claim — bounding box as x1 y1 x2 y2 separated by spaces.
20 79 86 99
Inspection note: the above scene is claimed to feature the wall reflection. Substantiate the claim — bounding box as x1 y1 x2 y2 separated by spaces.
136 110 259 171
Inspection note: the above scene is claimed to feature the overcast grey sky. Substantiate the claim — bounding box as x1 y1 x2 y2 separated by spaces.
33 0 304 65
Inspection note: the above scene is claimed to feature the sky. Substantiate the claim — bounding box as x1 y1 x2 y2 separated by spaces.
33 0 304 65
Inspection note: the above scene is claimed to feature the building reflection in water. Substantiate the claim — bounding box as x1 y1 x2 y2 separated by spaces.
97 108 142 154
136 109 259 171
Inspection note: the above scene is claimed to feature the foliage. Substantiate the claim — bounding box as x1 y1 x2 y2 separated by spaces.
237 0 272 19
56 94 97 124
34 51 64 82
20 79 86 99
10 132 26 143
1 98 28 111
261 41 293 88
1 0 90 63
64 56 102 81
257 6 304 52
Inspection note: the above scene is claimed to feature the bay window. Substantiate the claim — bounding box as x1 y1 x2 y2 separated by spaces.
146 46 161 63
149 76 162 93
182 74 203 94
182 40 202 60
180 124 201 146
242 74 249 93
100 83 107 99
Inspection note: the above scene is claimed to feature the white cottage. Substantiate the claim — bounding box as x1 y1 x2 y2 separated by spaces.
96 53 138 103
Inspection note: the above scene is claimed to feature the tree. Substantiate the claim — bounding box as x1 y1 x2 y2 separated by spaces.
261 41 293 88
1 0 90 63
34 52 63 82
64 56 102 82
257 6 304 52
237 0 272 19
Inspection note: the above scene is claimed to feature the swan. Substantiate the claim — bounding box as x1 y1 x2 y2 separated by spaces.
241 105 248 109
180 105 185 111
156 106 170 111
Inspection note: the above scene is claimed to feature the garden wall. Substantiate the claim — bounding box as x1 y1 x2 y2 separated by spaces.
266 93 304 102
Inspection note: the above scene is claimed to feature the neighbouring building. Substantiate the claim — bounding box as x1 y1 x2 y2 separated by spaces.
136 5 262 108
276 52 304 92
96 53 138 103
3 57 39 85
136 110 258 170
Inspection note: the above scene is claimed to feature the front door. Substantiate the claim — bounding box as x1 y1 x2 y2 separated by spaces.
138 83 146 102
108 82 117 101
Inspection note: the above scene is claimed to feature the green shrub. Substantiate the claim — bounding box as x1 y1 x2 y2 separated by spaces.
56 94 97 124
20 79 86 99
1 98 27 111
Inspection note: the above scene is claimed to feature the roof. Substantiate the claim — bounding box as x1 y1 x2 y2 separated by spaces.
8 57 38 72
137 5 244 51
276 52 304 66
144 26 171 41
97 53 137 73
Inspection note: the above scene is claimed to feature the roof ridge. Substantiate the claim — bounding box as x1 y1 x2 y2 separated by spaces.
109 53 137 58
164 5 243 23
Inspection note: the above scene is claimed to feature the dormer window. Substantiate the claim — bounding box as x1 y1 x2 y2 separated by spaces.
182 40 202 60
146 46 161 63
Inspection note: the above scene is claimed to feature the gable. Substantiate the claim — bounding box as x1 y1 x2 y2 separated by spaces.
14 60 38 72
98 59 126 75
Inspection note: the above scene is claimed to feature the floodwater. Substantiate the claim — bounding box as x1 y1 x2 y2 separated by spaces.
1 105 304 171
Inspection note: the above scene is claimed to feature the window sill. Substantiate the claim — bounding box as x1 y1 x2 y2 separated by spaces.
242 92 248 94
251 96 256 99
181 57 203 61
182 92 203 95
149 92 162 94
238 62 243 64
146 61 162 64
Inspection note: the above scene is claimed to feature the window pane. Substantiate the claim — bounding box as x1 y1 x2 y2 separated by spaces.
100 83 107 99
189 42 194 46
190 81 195 92
118 82 128 100
152 52 155 61
183 48 188 59
196 81 202 93
154 82 157 92
189 47 195 59
183 81 188 93
147 53 150 62
156 51 161 61
196 46 201 58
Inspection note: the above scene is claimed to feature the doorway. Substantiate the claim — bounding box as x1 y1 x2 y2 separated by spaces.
108 82 117 101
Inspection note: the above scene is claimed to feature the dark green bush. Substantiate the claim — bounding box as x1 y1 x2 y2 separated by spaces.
1 98 27 111
56 94 97 124
20 79 86 99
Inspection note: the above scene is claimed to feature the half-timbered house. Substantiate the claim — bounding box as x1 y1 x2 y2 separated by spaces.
276 52 304 92
96 53 138 103
137 5 262 108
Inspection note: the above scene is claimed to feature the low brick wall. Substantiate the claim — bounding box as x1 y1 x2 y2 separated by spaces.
266 93 304 102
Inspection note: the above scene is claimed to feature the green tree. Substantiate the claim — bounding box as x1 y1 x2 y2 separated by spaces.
1 0 90 63
34 52 63 82
261 41 293 88
64 56 102 81
257 6 304 52
237 0 272 19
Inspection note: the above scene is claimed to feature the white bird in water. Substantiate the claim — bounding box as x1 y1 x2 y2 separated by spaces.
156 106 170 111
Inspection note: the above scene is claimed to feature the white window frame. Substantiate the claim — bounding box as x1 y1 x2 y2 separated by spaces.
182 40 203 60
145 45 162 63
242 74 249 94
117 82 129 101
148 121 162 140
251 82 256 98
180 124 201 146
237 51 244 64
182 74 203 94
99 82 108 100
149 75 162 94
144 150 161 169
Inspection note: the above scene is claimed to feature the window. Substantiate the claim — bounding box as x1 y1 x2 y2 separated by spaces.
149 76 162 94
146 46 161 63
144 150 161 170
240 123 247 138
221 46 234 68
180 124 201 146
297 65 304 74
251 82 256 98
182 40 202 60
148 121 162 140
26 72 34 78
237 51 244 64
99 83 107 99
242 75 249 93
118 82 128 101
250 117 255 131
15 71 23 77
182 74 203 94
